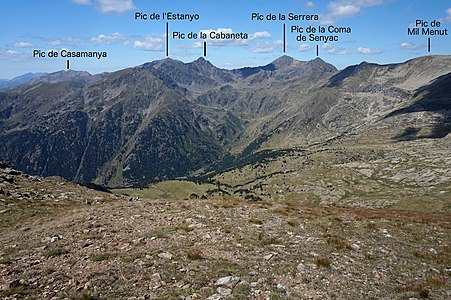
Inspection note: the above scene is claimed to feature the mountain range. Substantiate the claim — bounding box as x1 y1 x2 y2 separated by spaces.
0 72 46 90
2 55 450 300
0 55 450 189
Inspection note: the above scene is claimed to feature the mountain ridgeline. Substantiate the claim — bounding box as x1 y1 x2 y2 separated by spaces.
0 55 450 188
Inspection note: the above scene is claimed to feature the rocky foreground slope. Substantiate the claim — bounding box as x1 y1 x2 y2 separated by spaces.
1 163 450 299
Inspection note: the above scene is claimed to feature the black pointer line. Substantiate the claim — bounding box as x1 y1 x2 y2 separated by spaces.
283 23 286 53
166 22 169 57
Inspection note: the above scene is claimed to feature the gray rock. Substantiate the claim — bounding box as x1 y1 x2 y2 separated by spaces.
41 235 63 243
188 223 206 228
429 248 438 255
1 175 14 184
351 243 360 250
215 275 240 287
4 168 21 175
185 294 201 300
217 287 232 296
297 262 306 273
263 254 274 261
158 252 173 260
132 237 145 245
206 294 223 300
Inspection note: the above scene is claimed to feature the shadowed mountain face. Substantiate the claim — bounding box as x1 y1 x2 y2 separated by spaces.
0 55 450 187
0 67 230 187
388 72 451 115
388 72 451 140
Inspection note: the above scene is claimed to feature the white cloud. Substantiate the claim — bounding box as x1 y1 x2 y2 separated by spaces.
305 1 315 8
320 14 334 25
72 0 134 13
197 28 269 47
91 32 129 45
446 8 451 22
298 44 311 52
182 29 272 50
71 0 91 4
97 0 134 13
329 3 360 18
49 40 63 46
65 37 83 43
250 40 283 53
249 31 271 39
323 0 386 24
400 42 424 50
321 43 351 55
199 28 234 46
357 46 383 54
0 49 29 59
48 37 83 46
5 50 19 55
328 48 351 55
192 41 203 49
134 35 164 51
14 42 34 48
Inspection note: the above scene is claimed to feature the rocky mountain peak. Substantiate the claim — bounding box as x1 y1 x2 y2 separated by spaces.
1 55 450 188
191 57 211 65
143 57 180 69
307 57 338 73
188 57 217 71
269 55 296 69
27 70 95 85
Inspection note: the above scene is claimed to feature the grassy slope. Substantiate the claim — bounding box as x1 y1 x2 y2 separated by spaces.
111 124 451 213
113 180 219 200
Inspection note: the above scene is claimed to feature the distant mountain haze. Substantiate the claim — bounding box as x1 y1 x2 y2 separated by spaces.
0 73 47 90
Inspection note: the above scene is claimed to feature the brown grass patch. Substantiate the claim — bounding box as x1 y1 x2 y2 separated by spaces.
316 256 332 268
249 218 263 225
325 234 352 250
187 249 206 260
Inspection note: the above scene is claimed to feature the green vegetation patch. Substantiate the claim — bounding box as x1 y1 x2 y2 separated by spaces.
90 252 118 262
113 180 216 199
44 247 70 258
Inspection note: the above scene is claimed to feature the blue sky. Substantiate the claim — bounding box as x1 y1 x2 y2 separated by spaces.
1 0 450 78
